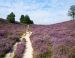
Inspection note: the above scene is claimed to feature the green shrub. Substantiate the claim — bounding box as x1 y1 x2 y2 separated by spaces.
7 12 15 23
39 51 52 58
20 15 34 24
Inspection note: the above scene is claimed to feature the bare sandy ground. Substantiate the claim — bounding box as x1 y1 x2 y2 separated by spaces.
22 31 33 58
4 43 18 58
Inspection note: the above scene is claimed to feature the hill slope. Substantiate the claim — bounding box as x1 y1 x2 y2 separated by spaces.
0 18 75 58
0 18 26 58
31 20 75 58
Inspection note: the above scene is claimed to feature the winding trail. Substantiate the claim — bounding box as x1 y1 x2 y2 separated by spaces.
5 31 33 58
22 31 33 58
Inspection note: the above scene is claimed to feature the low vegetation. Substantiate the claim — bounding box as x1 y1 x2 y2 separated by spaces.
14 42 26 58
0 19 27 58
0 13 75 58
0 31 20 58
31 20 75 58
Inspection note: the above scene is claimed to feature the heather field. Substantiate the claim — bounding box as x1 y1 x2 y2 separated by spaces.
31 20 75 58
0 18 26 58
0 18 75 58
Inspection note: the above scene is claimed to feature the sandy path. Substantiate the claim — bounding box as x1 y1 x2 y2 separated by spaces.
4 43 18 58
5 31 33 58
22 31 33 58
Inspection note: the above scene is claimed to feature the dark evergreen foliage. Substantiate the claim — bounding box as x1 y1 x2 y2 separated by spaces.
68 5 75 20
7 12 15 23
20 15 34 24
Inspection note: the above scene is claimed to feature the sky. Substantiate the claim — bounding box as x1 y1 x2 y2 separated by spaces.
0 0 75 25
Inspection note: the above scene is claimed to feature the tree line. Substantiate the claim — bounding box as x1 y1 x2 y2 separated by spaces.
7 12 34 24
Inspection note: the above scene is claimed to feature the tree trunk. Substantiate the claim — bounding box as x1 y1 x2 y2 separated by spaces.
73 15 74 20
